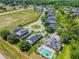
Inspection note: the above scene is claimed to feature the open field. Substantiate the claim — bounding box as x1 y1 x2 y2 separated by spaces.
0 37 30 59
0 7 41 59
0 6 13 13
0 3 13 13
0 8 41 31
56 45 71 59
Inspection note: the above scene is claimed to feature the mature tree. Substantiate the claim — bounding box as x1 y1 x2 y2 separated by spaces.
70 39 79 59
41 15 46 22
7 34 20 44
45 11 48 14
0 30 9 40
17 40 31 51
44 21 49 27
0 0 79 6
45 26 55 33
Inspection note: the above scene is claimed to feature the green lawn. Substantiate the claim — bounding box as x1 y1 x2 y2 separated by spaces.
0 3 13 13
56 45 71 59
31 24 41 29
0 7 41 59
0 8 41 31
0 37 29 59
0 6 13 13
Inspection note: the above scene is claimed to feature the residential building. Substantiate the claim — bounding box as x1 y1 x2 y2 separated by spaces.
43 38 62 51
27 34 42 45
10 27 30 39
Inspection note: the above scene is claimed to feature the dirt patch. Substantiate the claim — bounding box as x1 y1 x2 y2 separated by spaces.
0 17 16 29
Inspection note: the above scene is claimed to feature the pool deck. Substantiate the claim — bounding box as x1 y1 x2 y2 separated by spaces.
37 45 55 59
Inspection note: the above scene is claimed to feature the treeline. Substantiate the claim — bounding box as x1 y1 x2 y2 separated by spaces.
0 0 52 5
0 0 79 6
56 8 79 59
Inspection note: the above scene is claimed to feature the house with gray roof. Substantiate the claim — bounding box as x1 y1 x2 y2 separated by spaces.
50 23 57 29
47 20 56 24
44 7 57 29
64 7 79 15
47 16 55 20
27 34 42 45
43 38 62 51
73 11 79 15
64 8 72 11
10 27 30 39
35 6 44 12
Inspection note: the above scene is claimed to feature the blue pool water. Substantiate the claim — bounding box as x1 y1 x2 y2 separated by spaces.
40 48 52 57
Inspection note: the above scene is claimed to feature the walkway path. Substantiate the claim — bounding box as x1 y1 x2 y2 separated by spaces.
24 8 46 35
24 7 60 40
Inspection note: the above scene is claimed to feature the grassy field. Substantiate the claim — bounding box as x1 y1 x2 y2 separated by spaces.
56 45 71 59
0 37 30 59
29 40 45 59
30 51 46 59
0 8 41 31
0 7 41 59
0 3 13 13
0 6 13 13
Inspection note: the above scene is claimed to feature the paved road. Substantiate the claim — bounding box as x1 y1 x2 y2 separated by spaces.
0 9 25 16
0 53 6 59
24 8 46 31
0 7 33 16
23 8 47 36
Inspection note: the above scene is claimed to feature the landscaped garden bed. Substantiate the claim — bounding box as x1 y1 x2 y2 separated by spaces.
31 24 41 29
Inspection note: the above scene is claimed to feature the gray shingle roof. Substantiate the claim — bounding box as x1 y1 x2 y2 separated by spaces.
15 29 28 37
64 8 72 11
50 23 57 28
47 20 56 24
73 11 79 15
43 38 62 51
10 27 30 39
35 6 44 12
10 27 22 34
47 16 55 20
44 7 57 28
27 35 42 45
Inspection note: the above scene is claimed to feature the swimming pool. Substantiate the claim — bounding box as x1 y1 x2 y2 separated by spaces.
37 45 54 59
